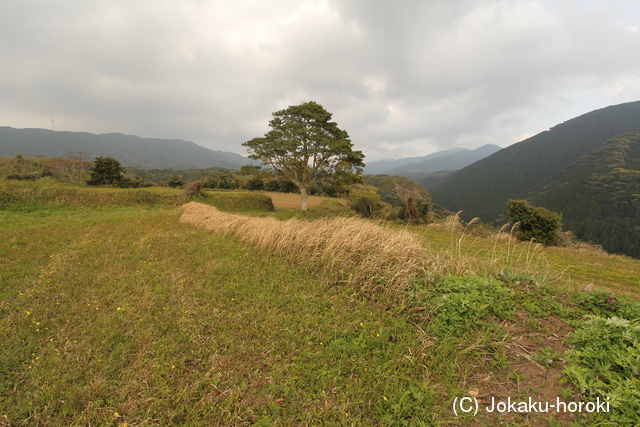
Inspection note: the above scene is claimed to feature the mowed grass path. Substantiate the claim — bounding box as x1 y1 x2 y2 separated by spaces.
1 206 446 426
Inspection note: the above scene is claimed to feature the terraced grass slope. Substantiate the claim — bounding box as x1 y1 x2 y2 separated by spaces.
1 181 639 426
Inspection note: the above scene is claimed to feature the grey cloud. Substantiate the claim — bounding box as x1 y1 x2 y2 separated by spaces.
1 0 639 161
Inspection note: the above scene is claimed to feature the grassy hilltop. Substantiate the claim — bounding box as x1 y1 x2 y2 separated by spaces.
1 179 639 426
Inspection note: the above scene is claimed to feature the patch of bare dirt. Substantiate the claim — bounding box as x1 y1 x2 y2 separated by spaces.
261 192 326 209
463 312 584 426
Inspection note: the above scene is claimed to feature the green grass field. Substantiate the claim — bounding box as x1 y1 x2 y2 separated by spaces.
1 180 639 426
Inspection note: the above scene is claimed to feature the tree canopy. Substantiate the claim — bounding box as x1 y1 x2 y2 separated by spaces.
87 156 125 186
243 101 365 210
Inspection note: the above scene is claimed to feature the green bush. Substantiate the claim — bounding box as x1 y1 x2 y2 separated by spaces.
264 180 280 192
201 177 218 188
507 200 562 245
6 173 40 181
278 180 296 193
87 156 125 186
167 176 184 188
345 184 383 218
246 178 264 191
0 189 21 208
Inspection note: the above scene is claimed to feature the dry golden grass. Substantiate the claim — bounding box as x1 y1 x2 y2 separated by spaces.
420 212 559 283
180 202 431 293
180 203 567 298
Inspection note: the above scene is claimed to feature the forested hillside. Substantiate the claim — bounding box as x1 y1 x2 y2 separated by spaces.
362 175 432 206
361 174 450 221
429 100 640 223
528 129 640 257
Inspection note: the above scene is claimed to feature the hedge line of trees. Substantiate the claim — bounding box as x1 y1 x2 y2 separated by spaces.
1 154 323 195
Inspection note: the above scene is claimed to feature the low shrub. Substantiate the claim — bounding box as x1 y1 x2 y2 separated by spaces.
507 200 562 246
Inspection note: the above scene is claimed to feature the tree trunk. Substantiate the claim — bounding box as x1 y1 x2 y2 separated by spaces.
300 186 308 211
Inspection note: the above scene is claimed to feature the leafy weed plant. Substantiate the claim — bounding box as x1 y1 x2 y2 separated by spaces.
563 292 640 426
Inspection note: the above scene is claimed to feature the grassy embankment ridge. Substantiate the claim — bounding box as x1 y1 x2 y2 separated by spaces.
1 179 639 426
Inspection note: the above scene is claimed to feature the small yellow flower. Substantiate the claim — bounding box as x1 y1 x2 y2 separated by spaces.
383 396 388 401
114 412 120 417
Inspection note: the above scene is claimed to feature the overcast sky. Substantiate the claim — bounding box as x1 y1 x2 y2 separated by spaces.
2 0 640 161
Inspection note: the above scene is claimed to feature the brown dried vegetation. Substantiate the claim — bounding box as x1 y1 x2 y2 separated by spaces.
180 201 430 293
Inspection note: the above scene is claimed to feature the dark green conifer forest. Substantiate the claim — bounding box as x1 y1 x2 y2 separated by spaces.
529 129 640 258
430 101 640 259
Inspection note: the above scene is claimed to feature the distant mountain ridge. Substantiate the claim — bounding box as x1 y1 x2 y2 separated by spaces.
363 147 468 174
384 144 502 175
363 144 502 188
0 126 257 170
